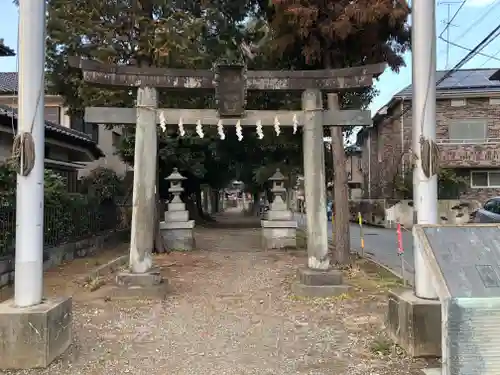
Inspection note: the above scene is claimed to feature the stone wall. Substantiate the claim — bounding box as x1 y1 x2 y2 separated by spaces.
0 229 129 289
349 199 481 229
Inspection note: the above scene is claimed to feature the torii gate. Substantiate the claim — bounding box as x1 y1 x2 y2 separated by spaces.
69 57 384 284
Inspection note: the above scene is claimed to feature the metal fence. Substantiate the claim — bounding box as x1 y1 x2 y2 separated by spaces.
0 203 130 256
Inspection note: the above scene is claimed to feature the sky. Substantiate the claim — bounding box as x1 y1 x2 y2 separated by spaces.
1 0 500 115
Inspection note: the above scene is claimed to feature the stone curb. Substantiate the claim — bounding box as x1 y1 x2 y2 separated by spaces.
355 251 412 285
77 255 128 285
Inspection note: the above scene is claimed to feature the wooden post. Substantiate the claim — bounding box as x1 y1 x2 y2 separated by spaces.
328 93 350 265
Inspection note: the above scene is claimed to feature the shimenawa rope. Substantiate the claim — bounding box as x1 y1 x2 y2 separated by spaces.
10 66 44 176
11 132 36 176
419 136 440 178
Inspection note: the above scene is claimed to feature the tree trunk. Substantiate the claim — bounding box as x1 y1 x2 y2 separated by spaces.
265 188 273 205
214 190 220 213
195 186 206 219
203 187 210 214
186 194 202 222
153 157 168 253
251 192 260 216
329 94 351 265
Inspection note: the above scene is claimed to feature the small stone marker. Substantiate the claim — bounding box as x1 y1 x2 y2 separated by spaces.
160 168 195 251
416 224 500 374
261 169 297 249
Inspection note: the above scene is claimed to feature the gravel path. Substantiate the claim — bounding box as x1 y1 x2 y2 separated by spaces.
2 228 432 375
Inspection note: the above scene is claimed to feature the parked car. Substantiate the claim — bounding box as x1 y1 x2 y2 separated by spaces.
472 197 500 223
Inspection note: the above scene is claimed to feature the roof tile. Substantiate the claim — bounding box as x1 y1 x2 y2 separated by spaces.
0 104 104 158
0 72 18 93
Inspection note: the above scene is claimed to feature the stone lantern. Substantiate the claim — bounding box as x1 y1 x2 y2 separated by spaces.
261 168 297 249
159 168 195 250
268 169 287 212
166 168 188 216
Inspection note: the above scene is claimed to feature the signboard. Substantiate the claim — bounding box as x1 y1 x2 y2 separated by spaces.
215 65 246 118
422 226 500 298
418 225 500 375
441 150 500 163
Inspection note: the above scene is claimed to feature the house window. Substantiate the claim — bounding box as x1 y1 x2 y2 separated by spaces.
450 99 466 107
70 115 99 142
44 106 60 124
86 123 99 143
448 120 487 143
112 131 121 147
46 167 78 193
70 115 85 133
471 170 500 188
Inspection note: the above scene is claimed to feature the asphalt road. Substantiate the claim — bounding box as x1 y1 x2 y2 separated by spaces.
295 213 414 283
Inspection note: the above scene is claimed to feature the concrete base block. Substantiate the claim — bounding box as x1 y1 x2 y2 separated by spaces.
387 289 441 358
266 210 293 221
165 210 189 222
291 282 350 298
297 267 343 286
161 227 195 251
116 269 162 286
111 270 169 300
0 297 72 369
261 226 297 250
291 267 350 298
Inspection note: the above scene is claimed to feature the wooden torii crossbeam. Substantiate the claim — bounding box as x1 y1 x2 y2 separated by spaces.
69 57 384 280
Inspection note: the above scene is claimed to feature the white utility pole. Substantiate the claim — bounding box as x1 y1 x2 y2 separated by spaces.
412 0 439 300
14 0 47 307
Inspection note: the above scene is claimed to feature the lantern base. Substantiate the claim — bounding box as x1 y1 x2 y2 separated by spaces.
261 220 297 249
160 220 195 251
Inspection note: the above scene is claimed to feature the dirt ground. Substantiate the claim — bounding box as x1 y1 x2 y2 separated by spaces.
2 228 436 375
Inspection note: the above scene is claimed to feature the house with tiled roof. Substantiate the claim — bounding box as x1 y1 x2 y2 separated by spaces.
0 46 107 191
357 68 500 202
0 72 130 181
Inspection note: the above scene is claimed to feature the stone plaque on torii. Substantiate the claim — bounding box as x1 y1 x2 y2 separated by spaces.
69 57 384 293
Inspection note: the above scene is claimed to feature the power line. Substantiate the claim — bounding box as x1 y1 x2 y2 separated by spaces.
442 22 500 82
451 0 500 43
439 1 463 67
439 38 500 62
453 27 500 85
479 46 500 67
438 0 467 39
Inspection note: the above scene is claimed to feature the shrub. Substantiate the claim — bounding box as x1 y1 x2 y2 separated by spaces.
0 164 127 256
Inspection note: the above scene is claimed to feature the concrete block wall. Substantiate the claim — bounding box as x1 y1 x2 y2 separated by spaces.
0 229 129 290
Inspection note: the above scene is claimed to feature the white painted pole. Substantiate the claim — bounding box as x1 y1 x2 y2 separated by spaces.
412 0 439 300
14 0 47 307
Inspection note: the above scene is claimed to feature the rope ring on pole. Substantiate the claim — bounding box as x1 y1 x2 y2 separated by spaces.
11 131 36 176
420 137 440 178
